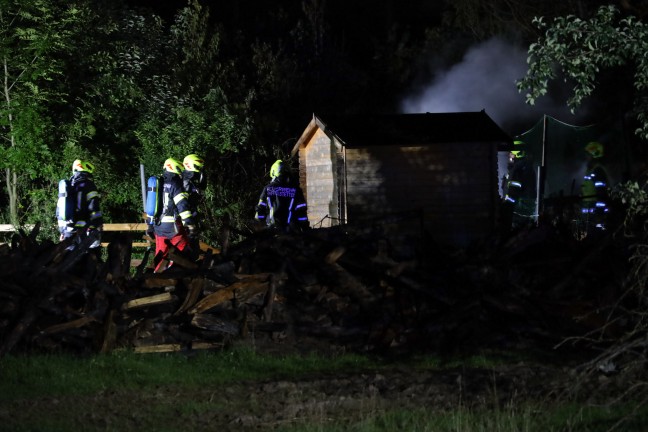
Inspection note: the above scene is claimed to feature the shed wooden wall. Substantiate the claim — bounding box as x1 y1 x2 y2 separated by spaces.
298 128 344 228
344 142 498 246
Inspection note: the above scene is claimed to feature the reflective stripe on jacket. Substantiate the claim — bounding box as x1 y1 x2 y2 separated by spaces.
153 171 195 239
69 172 103 231
255 177 308 229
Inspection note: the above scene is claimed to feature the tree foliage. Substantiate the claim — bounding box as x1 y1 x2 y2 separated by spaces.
517 5 648 139
0 0 81 226
133 0 255 237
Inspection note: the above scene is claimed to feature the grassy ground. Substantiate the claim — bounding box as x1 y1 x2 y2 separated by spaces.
1 347 645 432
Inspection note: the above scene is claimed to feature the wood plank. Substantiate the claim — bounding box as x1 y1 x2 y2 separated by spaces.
103 223 148 231
41 316 97 335
168 249 198 269
190 341 225 351
143 275 179 288
174 277 205 315
199 241 220 254
188 273 272 314
100 242 149 248
190 314 240 335
100 310 118 354
325 246 346 264
0 222 148 233
122 292 177 311
263 274 278 322
133 344 183 354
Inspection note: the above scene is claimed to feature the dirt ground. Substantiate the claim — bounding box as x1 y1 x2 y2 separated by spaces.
217 362 567 430
177 334 579 431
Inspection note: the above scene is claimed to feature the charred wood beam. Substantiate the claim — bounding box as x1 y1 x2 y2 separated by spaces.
174 277 205 316
134 247 152 278
0 307 39 356
142 274 179 289
40 316 98 335
190 313 240 335
188 273 272 314
167 247 198 270
49 231 101 274
106 234 133 281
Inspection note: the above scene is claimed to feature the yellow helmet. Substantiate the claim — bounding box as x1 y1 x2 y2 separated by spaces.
511 140 526 159
585 141 604 158
72 159 95 174
183 154 204 172
163 158 184 175
270 159 283 179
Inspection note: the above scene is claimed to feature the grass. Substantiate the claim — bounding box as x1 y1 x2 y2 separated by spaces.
276 404 648 432
1 348 647 432
0 347 375 399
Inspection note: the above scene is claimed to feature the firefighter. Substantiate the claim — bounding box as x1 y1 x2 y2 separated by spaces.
182 153 206 255
254 159 309 232
58 159 103 252
147 158 197 272
501 141 536 231
182 153 206 210
580 141 610 233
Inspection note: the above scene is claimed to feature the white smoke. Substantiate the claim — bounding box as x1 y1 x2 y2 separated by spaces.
400 37 581 134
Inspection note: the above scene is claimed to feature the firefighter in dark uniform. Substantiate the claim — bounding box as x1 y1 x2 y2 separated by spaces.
580 141 610 234
255 159 309 232
501 141 536 232
182 153 206 255
182 153 206 214
58 159 103 252
147 158 197 272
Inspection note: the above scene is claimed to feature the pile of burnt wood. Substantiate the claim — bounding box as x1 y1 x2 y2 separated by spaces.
0 220 631 357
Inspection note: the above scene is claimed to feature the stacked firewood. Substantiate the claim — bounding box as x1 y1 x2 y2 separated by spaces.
0 221 629 357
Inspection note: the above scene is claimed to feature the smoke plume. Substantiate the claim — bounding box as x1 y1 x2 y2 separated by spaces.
400 37 582 135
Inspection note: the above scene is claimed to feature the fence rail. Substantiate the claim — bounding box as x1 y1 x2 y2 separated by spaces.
0 223 149 248
0 223 147 232
0 223 219 254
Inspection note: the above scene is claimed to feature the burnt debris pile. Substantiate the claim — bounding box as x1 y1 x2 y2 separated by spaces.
0 221 630 357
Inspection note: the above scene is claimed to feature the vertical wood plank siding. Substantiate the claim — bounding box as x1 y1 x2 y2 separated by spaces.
302 129 341 228
344 142 497 246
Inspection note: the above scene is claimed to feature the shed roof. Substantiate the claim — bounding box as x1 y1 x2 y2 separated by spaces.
292 111 513 156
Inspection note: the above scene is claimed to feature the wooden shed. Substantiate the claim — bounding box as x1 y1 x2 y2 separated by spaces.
291 111 513 248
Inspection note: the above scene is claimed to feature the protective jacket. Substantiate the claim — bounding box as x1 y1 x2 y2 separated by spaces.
182 170 203 222
581 162 610 229
59 171 103 236
503 158 537 222
153 171 194 239
504 159 535 205
255 175 308 231
581 163 609 205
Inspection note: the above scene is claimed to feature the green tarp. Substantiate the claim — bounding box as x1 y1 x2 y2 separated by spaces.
514 115 629 218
